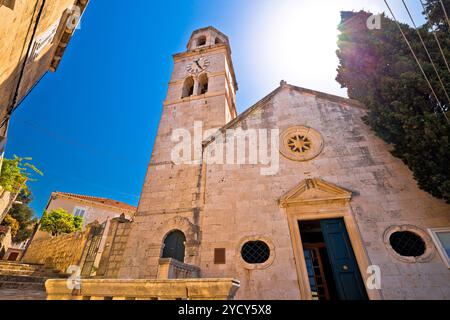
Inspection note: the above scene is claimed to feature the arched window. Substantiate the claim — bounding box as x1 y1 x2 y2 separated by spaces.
196 36 206 47
182 76 194 98
162 230 186 262
198 73 208 95
215 37 223 45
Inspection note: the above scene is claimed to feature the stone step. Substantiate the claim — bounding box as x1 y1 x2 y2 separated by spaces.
0 274 46 284
0 288 47 300
0 262 66 278
0 262 45 272
0 281 45 291
0 268 41 276
0 261 43 267
0 268 65 278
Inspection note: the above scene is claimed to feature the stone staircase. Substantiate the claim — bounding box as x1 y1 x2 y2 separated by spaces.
0 261 66 299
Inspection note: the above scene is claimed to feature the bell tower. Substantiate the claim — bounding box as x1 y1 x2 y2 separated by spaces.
164 26 238 129
116 27 238 279
146 26 239 172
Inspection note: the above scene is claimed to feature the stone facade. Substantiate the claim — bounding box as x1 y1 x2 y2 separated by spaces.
0 0 89 175
0 0 89 126
103 27 450 300
200 85 450 299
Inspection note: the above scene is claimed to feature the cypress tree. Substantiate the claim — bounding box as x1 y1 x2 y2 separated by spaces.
336 4 450 202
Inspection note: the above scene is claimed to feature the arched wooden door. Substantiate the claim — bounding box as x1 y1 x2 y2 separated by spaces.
162 230 186 262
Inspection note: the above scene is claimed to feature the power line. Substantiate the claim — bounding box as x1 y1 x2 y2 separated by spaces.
384 0 449 124
402 0 450 105
420 0 450 75
1 0 46 130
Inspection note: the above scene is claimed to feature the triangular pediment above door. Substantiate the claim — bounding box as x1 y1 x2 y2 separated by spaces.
279 178 352 207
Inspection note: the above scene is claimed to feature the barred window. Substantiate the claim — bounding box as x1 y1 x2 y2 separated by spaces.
389 231 426 257
241 241 270 264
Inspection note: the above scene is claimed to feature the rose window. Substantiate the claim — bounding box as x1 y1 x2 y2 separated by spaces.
280 126 324 162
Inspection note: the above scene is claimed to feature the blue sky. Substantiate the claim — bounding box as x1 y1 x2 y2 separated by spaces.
6 0 425 216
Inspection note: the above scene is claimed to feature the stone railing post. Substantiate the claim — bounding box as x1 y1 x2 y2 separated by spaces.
157 258 201 279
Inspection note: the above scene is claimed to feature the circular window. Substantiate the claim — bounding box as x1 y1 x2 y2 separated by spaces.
280 126 324 162
241 241 270 264
383 225 434 263
389 231 426 257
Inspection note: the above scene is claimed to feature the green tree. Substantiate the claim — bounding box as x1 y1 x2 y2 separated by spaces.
336 7 450 202
2 214 19 238
7 190 38 242
423 0 450 31
40 208 83 236
1 156 42 239
0 155 43 194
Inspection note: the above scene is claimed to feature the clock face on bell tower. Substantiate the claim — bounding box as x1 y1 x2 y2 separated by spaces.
186 57 210 75
164 27 238 127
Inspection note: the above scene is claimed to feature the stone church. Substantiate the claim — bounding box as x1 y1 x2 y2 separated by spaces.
100 27 450 300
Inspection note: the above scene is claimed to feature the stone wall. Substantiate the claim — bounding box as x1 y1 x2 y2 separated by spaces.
97 217 132 278
22 226 92 273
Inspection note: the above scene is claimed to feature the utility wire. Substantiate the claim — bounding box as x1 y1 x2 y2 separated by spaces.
402 0 450 105
384 0 449 124
439 0 450 29
1 0 46 130
420 0 450 75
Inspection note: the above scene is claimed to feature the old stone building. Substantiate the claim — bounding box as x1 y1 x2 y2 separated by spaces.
95 27 450 300
17 192 136 276
44 191 136 227
0 0 90 223
0 0 89 128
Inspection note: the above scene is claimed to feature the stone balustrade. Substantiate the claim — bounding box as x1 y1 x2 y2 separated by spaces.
45 278 240 300
157 258 200 279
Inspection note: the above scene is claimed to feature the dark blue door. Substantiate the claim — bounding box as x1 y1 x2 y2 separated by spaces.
162 230 186 262
320 219 368 300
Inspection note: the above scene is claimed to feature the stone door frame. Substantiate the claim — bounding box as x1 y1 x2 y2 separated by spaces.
279 178 382 300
